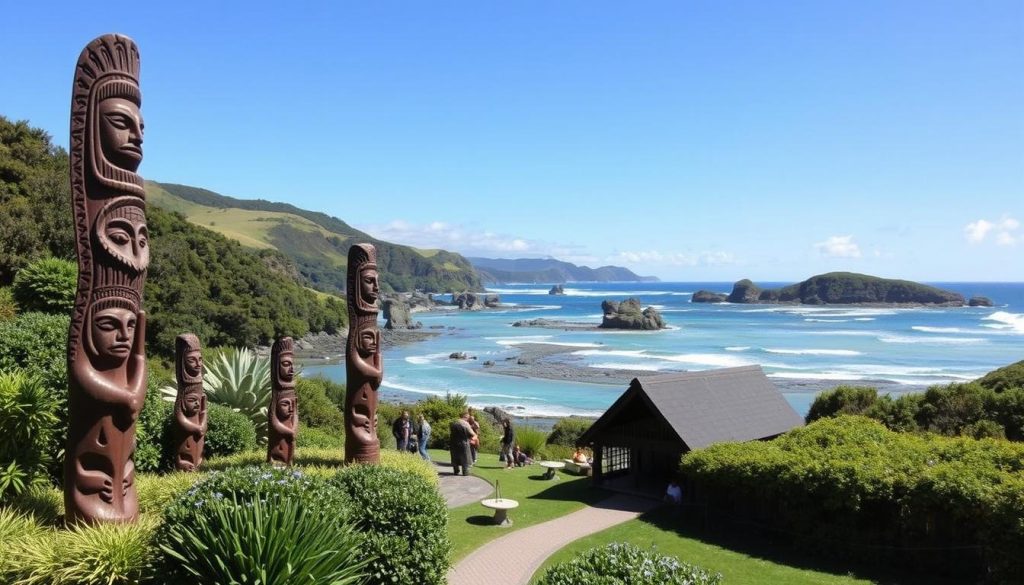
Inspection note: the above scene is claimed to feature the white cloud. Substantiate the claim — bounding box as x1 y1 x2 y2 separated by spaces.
814 235 862 258
359 219 538 256
965 216 1019 246
606 250 736 267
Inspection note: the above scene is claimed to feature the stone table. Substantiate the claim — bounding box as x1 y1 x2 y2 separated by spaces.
539 460 565 480
480 497 519 526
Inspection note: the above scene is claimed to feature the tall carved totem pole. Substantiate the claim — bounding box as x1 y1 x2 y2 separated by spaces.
345 244 382 464
172 334 207 471
66 34 148 524
268 337 298 466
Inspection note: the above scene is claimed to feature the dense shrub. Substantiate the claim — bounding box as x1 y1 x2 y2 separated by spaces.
296 375 345 429
202 347 271 442
681 416 1024 581
977 359 1024 393
330 464 450 585
135 472 199 516
536 542 722 585
546 417 594 447
415 393 468 448
0 287 15 321
298 424 345 449
807 382 1024 441
160 493 367 584
203 403 259 458
11 257 76 314
515 425 548 457
134 386 173 473
0 371 60 500
0 312 68 394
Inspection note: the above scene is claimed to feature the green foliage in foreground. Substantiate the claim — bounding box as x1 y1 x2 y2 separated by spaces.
0 372 59 500
0 288 15 321
11 257 76 314
546 417 594 448
807 382 1024 441
161 493 368 585
681 416 1024 582
535 542 722 585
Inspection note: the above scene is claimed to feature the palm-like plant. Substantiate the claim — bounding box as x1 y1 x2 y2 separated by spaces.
161 347 273 443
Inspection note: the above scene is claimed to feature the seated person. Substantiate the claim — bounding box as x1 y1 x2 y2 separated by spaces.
512 445 533 466
572 447 588 464
664 479 682 505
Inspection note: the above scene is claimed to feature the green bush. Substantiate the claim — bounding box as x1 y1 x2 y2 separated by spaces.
330 464 450 585
0 312 69 394
415 393 468 448
546 417 594 447
134 386 173 473
0 288 15 321
296 375 345 429
514 425 548 457
202 347 271 442
136 472 202 517
6 485 63 525
160 492 367 585
203 403 259 458
680 416 1024 581
298 424 345 449
11 257 76 315
806 385 879 422
536 542 722 585
0 371 60 500
977 359 1024 393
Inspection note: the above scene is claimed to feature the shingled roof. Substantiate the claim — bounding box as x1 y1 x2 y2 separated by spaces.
580 365 803 450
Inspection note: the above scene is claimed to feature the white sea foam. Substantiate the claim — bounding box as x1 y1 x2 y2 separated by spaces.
769 372 866 381
572 349 751 368
762 348 862 356
804 318 852 323
982 311 1024 334
660 309 695 313
853 318 876 321
911 326 963 334
572 349 647 358
879 335 986 345
484 288 553 295
561 289 677 297
589 362 668 371
498 340 603 348
725 346 750 352
404 352 455 365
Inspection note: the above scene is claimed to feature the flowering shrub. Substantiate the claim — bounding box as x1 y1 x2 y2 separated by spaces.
536 542 722 585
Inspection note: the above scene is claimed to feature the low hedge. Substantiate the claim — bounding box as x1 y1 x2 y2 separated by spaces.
681 416 1024 581
330 464 450 585
535 542 722 585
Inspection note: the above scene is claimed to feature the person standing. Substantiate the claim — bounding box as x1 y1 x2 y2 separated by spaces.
417 413 432 461
501 419 515 469
449 412 476 476
467 408 481 464
393 411 411 452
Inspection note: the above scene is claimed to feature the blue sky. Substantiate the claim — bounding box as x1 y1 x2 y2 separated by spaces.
2 1 1021 281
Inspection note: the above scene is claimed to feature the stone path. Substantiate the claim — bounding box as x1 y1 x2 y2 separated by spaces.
447 494 658 585
436 462 494 508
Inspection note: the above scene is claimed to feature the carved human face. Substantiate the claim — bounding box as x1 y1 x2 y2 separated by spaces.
98 97 143 171
182 393 202 417
98 207 148 271
278 353 295 383
276 397 294 421
90 307 136 362
184 350 203 378
357 327 378 357
359 268 379 305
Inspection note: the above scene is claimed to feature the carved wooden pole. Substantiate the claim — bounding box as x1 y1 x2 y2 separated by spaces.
345 244 382 464
66 34 148 524
268 337 297 466
172 334 206 471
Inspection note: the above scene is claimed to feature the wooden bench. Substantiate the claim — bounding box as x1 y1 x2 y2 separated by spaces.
562 459 591 476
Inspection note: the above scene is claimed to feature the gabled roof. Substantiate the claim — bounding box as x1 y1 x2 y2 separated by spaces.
580 365 803 450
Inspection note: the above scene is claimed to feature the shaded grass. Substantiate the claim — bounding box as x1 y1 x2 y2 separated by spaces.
531 505 969 585
440 450 608 562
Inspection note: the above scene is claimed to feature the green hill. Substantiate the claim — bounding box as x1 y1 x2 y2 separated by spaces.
724 272 965 305
147 182 481 294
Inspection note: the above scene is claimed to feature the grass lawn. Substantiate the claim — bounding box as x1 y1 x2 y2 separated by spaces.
530 506 967 585
438 450 610 561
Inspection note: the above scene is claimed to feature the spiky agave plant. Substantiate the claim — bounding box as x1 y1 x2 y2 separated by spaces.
161 347 273 443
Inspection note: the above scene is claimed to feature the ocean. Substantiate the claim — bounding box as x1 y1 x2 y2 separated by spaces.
305 282 1024 419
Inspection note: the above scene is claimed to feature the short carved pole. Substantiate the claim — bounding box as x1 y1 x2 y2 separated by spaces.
268 337 297 466
172 334 206 471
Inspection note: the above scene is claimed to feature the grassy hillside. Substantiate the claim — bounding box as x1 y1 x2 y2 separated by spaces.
147 181 481 294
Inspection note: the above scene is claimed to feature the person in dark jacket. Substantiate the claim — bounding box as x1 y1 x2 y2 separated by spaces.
500 419 515 469
449 411 476 476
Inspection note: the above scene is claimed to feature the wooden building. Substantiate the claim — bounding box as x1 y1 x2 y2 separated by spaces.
578 365 803 491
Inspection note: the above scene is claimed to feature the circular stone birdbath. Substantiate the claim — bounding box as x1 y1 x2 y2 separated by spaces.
480 498 519 526
539 460 565 479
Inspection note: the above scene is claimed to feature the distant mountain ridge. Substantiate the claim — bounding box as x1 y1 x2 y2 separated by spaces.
147 181 481 294
469 257 659 284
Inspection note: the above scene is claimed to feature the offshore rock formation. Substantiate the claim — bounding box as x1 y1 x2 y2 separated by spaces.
599 298 666 330
692 290 728 303
725 273 966 306
969 296 994 307
549 284 565 295
451 291 500 310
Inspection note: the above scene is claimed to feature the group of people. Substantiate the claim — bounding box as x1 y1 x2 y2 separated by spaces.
391 410 432 461
393 408 536 475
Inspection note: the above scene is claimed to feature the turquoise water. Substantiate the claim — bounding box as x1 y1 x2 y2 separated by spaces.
306 282 1024 418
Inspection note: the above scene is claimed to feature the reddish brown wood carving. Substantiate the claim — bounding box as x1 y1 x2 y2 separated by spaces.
66 34 148 524
345 244 382 464
268 337 297 466
172 334 206 471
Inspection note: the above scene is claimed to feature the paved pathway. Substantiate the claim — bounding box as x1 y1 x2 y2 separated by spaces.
447 494 658 585
435 461 494 508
